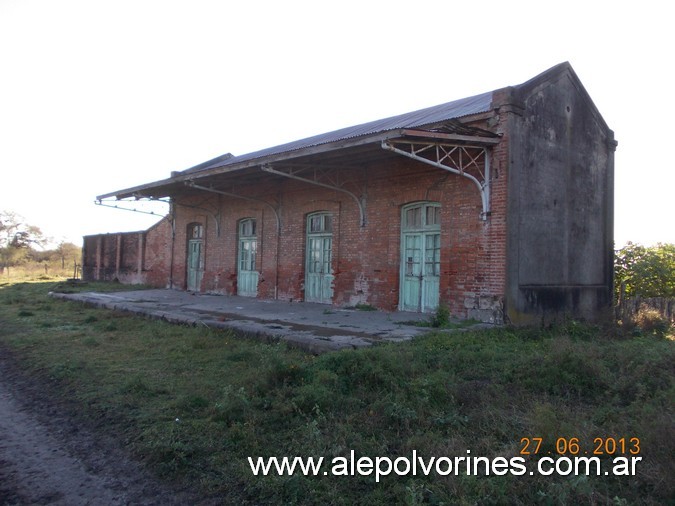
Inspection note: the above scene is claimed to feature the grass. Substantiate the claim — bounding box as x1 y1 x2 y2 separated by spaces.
403 306 483 330
345 303 378 311
0 263 78 283
0 281 673 505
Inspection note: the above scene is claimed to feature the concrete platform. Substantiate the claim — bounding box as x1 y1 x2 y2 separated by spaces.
50 289 439 353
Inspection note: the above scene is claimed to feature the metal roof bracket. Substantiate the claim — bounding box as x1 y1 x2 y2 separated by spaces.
94 198 170 219
186 182 281 234
260 164 367 227
381 140 491 220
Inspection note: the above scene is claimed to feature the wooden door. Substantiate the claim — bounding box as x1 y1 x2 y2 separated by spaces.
305 213 333 303
237 219 259 296
400 203 440 312
186 223 204 292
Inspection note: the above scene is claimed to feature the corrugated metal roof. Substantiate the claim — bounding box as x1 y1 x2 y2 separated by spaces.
184 90 493 174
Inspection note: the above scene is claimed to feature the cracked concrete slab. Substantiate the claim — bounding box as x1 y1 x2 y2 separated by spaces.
50 289 435 353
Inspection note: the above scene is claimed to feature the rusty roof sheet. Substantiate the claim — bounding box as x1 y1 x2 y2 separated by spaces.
183 90 493 174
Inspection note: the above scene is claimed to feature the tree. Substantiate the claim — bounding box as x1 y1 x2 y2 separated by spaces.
55 241 81 269
615 242 675 299
0 210 46 273
1 210 46 248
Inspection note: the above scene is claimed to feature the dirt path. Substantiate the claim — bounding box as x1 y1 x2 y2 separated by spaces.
0 351 210 506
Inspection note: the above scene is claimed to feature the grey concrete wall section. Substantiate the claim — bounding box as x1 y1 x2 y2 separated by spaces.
506 69 615 324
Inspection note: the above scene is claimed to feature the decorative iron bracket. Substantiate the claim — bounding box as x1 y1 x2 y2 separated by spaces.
381 140 491 220
186 182 281 233
261 164 366 227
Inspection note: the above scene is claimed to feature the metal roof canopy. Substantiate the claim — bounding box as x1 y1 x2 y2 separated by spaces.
97 134 499 229
97 90 495 201
100 128 496 191
182 91 494 175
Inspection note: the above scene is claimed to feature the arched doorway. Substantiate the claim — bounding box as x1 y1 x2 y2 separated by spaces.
237 218 258 296
400 202 440 312
305 212 333 303
186 223 204 291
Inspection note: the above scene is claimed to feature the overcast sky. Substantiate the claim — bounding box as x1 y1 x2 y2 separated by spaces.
1 0 672 248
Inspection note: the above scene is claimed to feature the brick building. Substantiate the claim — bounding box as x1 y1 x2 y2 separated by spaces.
85 62 616 324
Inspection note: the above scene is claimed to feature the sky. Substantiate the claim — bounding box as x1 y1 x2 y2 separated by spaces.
1 0 672 248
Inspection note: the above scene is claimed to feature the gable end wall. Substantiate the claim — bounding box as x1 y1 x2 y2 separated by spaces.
505 69 615 324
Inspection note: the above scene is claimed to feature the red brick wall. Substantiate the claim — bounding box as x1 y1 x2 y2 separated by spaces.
81 217 172 287
168 139 508 319
143 218 172 287
86 122 509 320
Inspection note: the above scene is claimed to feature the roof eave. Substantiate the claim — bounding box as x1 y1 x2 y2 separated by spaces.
98 110 500 201
97 128 414 200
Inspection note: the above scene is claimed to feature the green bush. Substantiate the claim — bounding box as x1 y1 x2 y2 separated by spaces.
431 305 450 328
634 306 671 337
615 242 674 299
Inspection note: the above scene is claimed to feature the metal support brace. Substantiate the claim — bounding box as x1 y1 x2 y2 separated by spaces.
381 140 491 220
95 198 170 217
186 182 281 233
261 164 366 227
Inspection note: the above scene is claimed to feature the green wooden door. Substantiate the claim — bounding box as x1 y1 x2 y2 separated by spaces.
187 223 204 292
187 239 203 291
400 203 440 312
305 213 333 303
237 219 259 297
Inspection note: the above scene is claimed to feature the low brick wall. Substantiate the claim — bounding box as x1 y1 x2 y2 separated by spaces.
82 218 172 287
